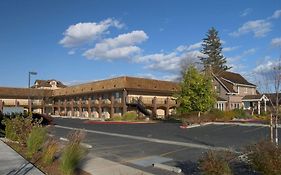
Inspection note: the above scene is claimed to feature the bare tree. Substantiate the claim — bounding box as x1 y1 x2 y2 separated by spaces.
256 57 281 145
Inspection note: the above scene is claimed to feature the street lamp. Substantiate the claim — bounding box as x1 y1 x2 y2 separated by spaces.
28 71 37 114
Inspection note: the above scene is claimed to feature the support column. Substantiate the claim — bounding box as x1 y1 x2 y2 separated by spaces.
122 89 127 115
110 94 114 118
71 99 74 116
0 100 3 113
79 98 82 117
165 97 170 117
258 101 261 115
264 99 267 113
98 95 102 118
42 99 45 114
58 100 61 115
152 97 157 118
63 99 67 116
88 97 91 118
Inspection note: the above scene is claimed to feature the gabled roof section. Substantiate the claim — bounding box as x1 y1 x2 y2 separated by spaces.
242 94 269 101
32 79 67 88
218 77 237 93
216 71 255 86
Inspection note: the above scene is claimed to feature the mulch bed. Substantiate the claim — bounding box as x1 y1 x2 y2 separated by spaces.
5 141 91 175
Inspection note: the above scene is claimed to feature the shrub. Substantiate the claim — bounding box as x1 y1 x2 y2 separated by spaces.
232 108 249 119
42 138 59 165
106 115 123 121
3 117 18 141
246 141 281 175
199 150 233 175
27 126 47 159
60 130 86 175
209 108 224 120
122 112 138 121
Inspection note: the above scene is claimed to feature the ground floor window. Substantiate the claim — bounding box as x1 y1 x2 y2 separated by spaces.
217 102 224 111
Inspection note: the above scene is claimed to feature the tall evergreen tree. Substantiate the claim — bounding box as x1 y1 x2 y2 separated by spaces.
200 27 231 73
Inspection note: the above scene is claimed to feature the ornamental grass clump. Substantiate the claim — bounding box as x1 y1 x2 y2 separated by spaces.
42 138 59 165
246 140 281 175
27 126 47 159
199 150 233 175
60 130 86 175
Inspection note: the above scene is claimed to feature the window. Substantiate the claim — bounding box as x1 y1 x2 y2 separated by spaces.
115 92 120 98
245 88 248 93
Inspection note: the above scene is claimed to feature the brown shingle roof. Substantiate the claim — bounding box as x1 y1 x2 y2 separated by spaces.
0 87 52 99
217 71 255 86
52 76 180 96
218 77 237 93
32 79 67 88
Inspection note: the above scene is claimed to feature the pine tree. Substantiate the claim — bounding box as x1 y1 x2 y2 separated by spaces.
200 27 231 73
176 65 216 115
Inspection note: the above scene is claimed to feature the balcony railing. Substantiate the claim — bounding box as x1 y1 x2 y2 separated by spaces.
102 99 111 105
92 100 99 105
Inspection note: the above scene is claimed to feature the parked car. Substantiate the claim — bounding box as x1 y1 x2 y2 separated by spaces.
32 113 53 125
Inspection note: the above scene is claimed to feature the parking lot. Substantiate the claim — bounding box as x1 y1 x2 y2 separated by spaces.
51 118 277 174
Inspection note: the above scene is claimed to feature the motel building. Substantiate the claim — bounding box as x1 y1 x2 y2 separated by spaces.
0 71 269 118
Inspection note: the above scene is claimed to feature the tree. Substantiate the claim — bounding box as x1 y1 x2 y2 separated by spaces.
176 65 216 116
255 57 281 145
200 27 231 73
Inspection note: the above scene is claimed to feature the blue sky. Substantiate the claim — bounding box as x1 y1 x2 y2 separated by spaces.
0 0 280 87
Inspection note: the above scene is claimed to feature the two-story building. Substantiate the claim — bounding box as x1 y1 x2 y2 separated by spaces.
213 71 268 114
0 71 268 118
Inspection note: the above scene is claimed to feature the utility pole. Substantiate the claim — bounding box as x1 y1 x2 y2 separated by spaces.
28 71 37 115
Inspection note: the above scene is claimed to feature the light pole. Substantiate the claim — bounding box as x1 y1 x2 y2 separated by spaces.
28 71 37 114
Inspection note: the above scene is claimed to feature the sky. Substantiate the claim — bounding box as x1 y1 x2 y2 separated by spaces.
0 0 281 88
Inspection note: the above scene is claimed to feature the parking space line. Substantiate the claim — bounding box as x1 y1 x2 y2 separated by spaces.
160 147 189 157
94 141 150 151
55 125 238 153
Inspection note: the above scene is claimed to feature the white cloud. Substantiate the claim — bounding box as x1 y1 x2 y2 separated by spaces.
59 18 123 48
230 19 272 37
176 42 202 52
228 48 256 62
83 30 148 60
137 47 204 73
67 50 76 55
240 8 252 17
222 46 239 52
253 60 276 73
271 37 281 48
270 9 281 19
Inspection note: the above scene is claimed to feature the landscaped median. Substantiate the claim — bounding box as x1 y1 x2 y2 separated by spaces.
0 113 91 175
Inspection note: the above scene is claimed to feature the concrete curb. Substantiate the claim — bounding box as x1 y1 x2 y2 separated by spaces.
181 122 281 129
59 137 93 149
152 163 182 173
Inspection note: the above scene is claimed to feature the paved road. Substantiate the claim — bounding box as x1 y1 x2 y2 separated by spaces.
51 118 277 174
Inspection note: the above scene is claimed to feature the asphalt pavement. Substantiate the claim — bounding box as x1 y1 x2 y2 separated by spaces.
51 117 277 174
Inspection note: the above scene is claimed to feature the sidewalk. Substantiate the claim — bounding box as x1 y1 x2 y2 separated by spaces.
0 139 153 175
0 139 44 175
79 152 153 175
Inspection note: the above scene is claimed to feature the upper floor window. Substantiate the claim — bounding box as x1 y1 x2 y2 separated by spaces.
245 87 248 93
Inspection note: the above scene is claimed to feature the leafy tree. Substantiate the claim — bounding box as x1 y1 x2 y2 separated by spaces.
176 65 216 116
200 27 231 73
